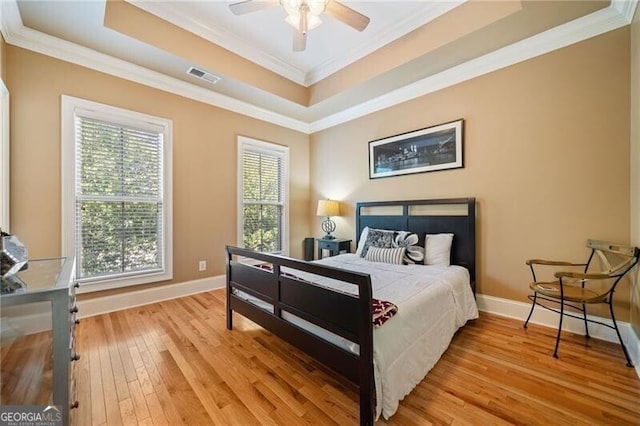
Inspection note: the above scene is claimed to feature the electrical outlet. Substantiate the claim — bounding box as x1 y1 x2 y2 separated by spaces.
198 260 206 271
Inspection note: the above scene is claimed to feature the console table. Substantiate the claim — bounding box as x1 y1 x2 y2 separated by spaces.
0 257 79 425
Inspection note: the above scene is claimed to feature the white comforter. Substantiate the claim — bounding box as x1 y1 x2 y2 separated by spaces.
302 254 479 419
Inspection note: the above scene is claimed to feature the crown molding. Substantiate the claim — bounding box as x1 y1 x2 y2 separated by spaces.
129 1 465 88
0 0 21 35
304 1 465 86
309 0 638 132
613 0 639 19
0 0 637 135
0 1 309 134
126 0 309 86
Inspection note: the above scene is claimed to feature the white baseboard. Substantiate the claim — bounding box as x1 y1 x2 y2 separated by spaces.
476 293 640 375
0 275 226 339
77 275 226 318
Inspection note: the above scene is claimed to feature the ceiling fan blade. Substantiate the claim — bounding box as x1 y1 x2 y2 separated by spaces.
325 1 370 32
229 0 278 15
293 28 306 52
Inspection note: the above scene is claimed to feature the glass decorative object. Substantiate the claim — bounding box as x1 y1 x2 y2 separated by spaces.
1 234 28 278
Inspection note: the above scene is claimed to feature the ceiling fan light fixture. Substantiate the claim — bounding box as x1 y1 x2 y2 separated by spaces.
307 0 329 15
281 0 328 15
229 0 369 52
282 0 327 32
285 12 322 32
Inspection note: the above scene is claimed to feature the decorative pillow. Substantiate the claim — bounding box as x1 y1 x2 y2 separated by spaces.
354 226 370 256
364 246 406 265
393 231 425 264
359 228 395 257
424 233 454 266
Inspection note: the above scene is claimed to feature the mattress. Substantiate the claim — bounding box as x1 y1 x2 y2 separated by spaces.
233 253 479 419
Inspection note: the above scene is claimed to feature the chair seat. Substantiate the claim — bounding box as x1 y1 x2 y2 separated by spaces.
529 281 608 304
524 241 639 366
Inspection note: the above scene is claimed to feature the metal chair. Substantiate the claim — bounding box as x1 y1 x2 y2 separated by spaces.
523 239 639 367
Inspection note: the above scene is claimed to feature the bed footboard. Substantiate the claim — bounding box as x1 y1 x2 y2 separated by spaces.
225 246 375 426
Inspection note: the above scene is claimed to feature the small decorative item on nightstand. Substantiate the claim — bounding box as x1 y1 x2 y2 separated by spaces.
317 199 340 240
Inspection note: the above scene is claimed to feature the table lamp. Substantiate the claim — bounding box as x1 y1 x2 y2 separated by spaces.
317 199 340 240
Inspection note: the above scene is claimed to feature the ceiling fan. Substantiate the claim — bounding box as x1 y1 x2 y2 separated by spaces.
229 0 370 52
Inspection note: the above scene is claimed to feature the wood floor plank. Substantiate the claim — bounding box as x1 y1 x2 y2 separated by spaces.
87 318 107 426
152 349 211 424
102 313 130 402
142 391 168 426
96 316 124 426
152 380 185 426
110 312 139 384
159 330 229 425
5 288 640 425
118 398 136 426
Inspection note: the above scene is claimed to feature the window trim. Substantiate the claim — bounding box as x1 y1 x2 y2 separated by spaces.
237 135 289 256
61 95 173 292
0 79 9 232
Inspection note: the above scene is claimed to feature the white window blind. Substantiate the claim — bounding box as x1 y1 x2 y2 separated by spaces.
238 137 288 254
62 96 172 291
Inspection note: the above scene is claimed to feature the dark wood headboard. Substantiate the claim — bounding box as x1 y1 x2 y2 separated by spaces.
355 197 476 292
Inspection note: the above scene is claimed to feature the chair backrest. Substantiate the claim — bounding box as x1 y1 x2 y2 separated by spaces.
586 239 640 276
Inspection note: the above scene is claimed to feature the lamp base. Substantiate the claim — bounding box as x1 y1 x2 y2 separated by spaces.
321 217 336 240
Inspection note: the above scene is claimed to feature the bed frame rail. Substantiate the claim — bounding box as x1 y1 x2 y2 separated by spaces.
225 246 375 425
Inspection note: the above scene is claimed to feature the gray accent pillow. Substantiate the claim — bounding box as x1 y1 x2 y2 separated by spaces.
359 228 395 257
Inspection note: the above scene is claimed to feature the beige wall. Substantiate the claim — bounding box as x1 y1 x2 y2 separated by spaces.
311 28 632 320
5 23 635 321
630 7 640 336
6 46 310 297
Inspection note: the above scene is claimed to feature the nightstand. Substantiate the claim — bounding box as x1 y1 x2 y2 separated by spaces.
316 238 352 259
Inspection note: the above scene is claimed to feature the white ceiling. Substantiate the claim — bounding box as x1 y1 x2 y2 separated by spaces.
129 0 464 86
1 0 637 133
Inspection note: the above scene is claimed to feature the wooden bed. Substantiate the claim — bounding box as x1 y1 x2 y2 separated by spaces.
226 197 476 425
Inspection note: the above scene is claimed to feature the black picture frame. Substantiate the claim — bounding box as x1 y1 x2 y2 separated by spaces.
368 119 464 179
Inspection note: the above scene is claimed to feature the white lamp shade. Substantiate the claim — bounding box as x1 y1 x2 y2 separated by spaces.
317 199 340 217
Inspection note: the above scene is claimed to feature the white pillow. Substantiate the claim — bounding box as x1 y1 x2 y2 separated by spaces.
424 233 454 266
355 226 370 256
364 246 406 265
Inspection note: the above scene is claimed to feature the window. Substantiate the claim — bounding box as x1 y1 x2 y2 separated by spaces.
62 96 172 291
238 136 288 254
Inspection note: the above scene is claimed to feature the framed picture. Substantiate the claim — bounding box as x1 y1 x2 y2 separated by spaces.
369 119 464 179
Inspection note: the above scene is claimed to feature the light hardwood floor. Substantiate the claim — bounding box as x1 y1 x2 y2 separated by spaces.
3 288 640 425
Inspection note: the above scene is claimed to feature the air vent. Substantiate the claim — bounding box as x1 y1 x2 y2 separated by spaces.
187 67 221 85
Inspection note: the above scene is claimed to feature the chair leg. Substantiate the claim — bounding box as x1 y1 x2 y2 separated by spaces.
553 300 564 358
524 293 537 328
582 302 590 339
609 301 633 367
